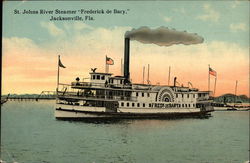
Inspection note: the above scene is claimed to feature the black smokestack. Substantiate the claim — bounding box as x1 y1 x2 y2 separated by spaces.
125 26 204 46
124 37 130 80
174 77 177 87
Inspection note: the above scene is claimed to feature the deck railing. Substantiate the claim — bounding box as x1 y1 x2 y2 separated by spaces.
57 91 136 101
71 82 132 89
197 96 213 101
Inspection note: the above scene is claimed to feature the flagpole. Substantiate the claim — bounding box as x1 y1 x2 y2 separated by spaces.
168 66 171 85
235 80 238 96
147 64 150 84
105 55 108 73
57 55 60 94
106 56 108 73
213 77 217 97
143 66 145 84
208 64 210 95
234 80 238 106
105 55 106 73
121 58 123 76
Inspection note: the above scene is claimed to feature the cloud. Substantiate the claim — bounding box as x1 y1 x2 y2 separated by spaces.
40 21 65 37
63 22 93 32
2 26 131 93
163 16 172 22
2 25 249 96
128 40 248 96
73 22 93 30
2 37 58 93
197 4 220 22
230 23 247 32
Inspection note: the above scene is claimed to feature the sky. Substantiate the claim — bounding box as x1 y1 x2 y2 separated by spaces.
2 1 249 97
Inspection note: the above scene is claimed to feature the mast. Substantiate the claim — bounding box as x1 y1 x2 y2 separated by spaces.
234 80 238 106
168 66 171 85
147 64 150 84
105 55 108 73
208 64 210 94
213 76 217 97
121 58 123 75
143 66 145 84
57 55 60 94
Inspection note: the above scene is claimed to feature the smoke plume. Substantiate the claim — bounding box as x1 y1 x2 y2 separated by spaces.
125 26 204 46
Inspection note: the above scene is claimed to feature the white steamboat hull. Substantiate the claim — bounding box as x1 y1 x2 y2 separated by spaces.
55 104 213 120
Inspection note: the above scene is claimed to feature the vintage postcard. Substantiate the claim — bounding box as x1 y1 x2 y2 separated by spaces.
2 1 249 163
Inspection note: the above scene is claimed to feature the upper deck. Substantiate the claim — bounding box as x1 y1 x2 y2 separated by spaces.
71 72 132 89
57 70 212 104
69 72 210 95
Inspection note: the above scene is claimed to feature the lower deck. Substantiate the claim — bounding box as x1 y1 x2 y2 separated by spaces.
55 103 214 119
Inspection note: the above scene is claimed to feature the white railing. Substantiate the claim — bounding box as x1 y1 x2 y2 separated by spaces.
57 91 136 101
197 96 211 101
71 82 132 89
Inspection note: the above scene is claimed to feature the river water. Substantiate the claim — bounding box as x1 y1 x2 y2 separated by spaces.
1 101 249 163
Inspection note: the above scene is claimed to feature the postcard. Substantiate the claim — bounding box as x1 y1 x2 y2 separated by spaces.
2 1 249 163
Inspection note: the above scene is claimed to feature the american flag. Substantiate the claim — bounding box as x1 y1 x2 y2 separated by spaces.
106 56 114 65
209 67 216 76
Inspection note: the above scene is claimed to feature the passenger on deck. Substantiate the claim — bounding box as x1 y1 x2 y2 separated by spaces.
76 77 80 85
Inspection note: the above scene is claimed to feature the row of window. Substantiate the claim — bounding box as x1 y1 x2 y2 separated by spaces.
181 104 195 108
121 102 146 107
91 75 124 84
134 93 197 99
198 94 207 97
176 94 196 98
134 93 198 99
120 102 196 108
109 79 123 84
134 93 196 99
92 75 105 80
135 92 150 97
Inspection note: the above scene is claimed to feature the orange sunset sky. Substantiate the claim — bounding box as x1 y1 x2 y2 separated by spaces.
2 1 249 97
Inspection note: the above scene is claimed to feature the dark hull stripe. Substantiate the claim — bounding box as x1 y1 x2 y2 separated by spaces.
55 108 212 120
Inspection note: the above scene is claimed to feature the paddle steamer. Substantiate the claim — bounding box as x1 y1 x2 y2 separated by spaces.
55 38 214 119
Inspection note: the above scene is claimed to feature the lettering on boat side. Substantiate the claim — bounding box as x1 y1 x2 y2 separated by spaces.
151 103 179 108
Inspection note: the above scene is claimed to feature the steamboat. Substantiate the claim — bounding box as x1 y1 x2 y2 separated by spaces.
55 38 214 119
